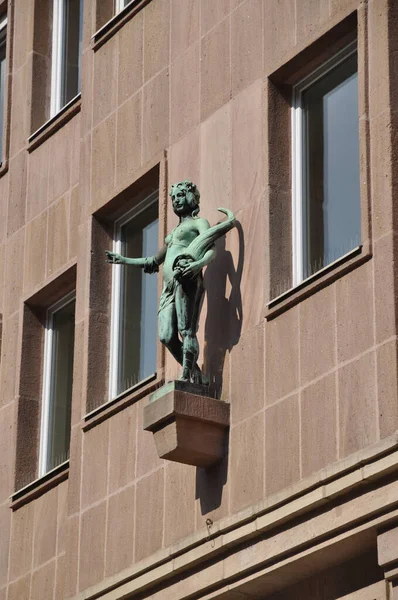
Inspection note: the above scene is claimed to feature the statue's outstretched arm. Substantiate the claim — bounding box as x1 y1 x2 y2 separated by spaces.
105 244 167 273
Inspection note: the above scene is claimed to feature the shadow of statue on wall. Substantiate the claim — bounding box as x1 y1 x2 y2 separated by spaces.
195 220 244 516
203 220 244 398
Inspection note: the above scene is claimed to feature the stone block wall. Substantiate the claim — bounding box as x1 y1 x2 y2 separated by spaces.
0 0 398 598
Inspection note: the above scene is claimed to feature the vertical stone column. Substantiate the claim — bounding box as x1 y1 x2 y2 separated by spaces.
377 525 398 598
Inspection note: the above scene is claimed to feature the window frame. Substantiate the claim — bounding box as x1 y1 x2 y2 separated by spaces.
50 0 83 118
115 0 131 14
109 190 158 400
39 290 76 478
0 14 7 165
291 39 359 287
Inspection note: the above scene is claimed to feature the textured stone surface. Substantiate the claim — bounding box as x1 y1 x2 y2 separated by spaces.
231 0 263 96
338 352 378 458
105 486 136 576
336 262 374 362
79 502 106 591
164 462 196 546
378 525 398 568
265 395 300 495
31 560 56 600
230 413 264 512
116 91 142 187
135 469 164 562
81 421 109 509
301 374 338 478
32 487 58 567
170 42 200 143
266 307 299 404
300 285 336 385
201 19 231 120
142 68 170 164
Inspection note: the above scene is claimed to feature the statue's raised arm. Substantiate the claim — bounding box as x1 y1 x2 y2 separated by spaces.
106 180 235 384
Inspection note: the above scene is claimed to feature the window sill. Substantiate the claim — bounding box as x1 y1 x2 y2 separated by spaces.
0 158 8 178
92 0 150 50
10 461 69 511
83 373 163 431
28 94 81 152
265 242 372 320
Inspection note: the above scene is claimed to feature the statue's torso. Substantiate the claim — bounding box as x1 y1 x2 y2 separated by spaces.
163 218 205 281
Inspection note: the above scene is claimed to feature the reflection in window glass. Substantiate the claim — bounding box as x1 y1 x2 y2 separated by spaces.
40 295 75 475
295 48 360 281
51 0 84 116
114 200 158 396
62 0 84 106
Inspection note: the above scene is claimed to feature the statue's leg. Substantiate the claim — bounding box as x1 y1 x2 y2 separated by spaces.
158 304 183 366
176 277 204 382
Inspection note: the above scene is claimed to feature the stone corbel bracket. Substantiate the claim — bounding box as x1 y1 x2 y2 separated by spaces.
143 381 230 468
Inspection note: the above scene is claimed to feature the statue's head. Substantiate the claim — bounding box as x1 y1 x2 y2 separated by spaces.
170 180 200 217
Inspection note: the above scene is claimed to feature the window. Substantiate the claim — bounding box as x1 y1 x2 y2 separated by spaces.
51 0 84 116
109 193 159 399
292 41 360 286
0 14 7 164
39 293 76 476
115 0 132 13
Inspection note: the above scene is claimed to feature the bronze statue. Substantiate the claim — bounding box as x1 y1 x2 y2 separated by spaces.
106 180 235 385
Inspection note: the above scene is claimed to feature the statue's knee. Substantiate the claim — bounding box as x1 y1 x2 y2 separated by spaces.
159 331 172 346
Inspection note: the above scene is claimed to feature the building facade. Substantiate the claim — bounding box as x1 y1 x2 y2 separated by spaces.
1 0 398 598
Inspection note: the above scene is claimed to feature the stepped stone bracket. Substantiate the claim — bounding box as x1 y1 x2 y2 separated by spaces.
143 381 230 468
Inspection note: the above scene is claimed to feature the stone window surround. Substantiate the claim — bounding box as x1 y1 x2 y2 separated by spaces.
93 0 149 50
0 0 14 178
265 10 372 320
83 157 167 429
38 290 76 478
31 0 82 134
28 92 81 152
13 264 76 496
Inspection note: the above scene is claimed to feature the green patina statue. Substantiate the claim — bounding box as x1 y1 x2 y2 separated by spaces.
106 180 235 385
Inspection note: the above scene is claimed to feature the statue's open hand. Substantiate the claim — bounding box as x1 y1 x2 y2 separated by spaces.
105 251 124 264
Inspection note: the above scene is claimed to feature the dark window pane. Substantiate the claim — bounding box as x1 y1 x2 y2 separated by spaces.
302 53 360 278
47 299 75 471
62 0 83 105
119 203 158 393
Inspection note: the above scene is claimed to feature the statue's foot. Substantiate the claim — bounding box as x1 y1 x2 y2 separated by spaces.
179 366 191 382
191 365 209 386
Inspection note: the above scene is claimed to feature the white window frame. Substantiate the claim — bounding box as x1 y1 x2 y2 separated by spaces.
0 14 8 164
39 291 76 477
115 0 132 14
50 0 82 117
109 191 158 400
291 40 358 287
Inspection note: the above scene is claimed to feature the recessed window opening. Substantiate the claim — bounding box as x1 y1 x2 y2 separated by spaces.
51 0 84 117
292 41 360 286
39 292 76 477
109 192 159 399
0 14 7 164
